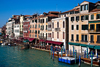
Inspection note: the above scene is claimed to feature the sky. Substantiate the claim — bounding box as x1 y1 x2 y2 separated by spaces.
0 0 99 27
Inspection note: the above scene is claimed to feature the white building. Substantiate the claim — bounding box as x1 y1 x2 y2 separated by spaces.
6 18 15 38
14 23 20 39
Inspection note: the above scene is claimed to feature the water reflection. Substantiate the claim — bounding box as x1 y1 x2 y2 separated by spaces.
0 46 96 67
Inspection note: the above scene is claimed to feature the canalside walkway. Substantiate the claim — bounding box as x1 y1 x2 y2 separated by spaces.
31 47 50 52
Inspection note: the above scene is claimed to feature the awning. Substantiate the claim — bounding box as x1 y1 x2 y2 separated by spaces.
94 46 100 49
28 38 35 42
68 42 80 46
80 44 88 47
23 40 29 43
53 41 63 46
46 40 63 46
39 39 45 42
87 45 95 48
45 40 53 43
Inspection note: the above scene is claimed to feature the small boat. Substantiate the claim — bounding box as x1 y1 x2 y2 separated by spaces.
58 56 79 64
50 51 66 57
8 43 11 46
81 57 100 66
1 43 5 46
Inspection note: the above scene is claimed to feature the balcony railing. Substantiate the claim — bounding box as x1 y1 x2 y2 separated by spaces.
23 30 28 33
88 29 100 33
55 28 60 31
40 28 44 30
96 41 100 43
47 37 52 40
47 27 52 31
90 41 94 43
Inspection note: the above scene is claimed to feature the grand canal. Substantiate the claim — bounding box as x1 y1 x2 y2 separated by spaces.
0 45 96 67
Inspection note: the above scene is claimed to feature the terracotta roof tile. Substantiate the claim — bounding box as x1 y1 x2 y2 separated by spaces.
62 8 79 14
90 8 100 12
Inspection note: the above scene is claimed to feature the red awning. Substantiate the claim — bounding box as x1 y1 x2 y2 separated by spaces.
53 42 63 46
39 39 45 42
45 40 53 43
46 40 63 46
28 38 35 42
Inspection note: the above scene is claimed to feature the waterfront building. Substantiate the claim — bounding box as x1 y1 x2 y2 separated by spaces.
6 18 15 38
50 17 69 50
0 28 1 33
30 14 40 44
0 28 1 36
13 15 20 39
23 15 31 39
1 25 6 36
59 1 100 55
20 15 31 37
39 11 59 46
88 1 100 56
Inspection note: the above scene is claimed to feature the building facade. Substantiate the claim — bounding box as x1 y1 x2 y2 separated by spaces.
6 18 15 38
59 1 100 55
39 11 59 46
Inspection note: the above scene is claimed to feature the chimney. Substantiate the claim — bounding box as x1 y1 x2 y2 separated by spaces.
78 3 80 6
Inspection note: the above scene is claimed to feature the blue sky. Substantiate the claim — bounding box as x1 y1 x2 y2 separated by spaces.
0 0 99 27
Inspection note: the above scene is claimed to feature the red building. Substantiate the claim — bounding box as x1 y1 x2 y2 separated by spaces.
23 21 30 39
2 25 6 36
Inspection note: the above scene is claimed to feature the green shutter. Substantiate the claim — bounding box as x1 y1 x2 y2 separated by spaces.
91 15 94 20
86 25 88 30
35 20 37 23
43 26 44 30
46 25 47 30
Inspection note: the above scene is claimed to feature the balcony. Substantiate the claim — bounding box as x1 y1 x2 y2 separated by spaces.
23 30 28 33
40 28 44 30
47 27 52 31
55 28 60 31
39 35 44 39
47 37 52 40
96 41 100 43
88 29 100 33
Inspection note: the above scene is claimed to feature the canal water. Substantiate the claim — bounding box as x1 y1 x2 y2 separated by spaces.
0 46 96 67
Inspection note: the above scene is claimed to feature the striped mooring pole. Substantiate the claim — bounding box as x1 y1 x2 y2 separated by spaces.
79 55 81 67
67 49 69 55
91 51 93 67
84 50 86 58
53 47 54 61
97 53 98 59
61 47 62 58
70 49 71 56
73 46 74 56
75 50 77 64
86 47 88 58
51 46 52 59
